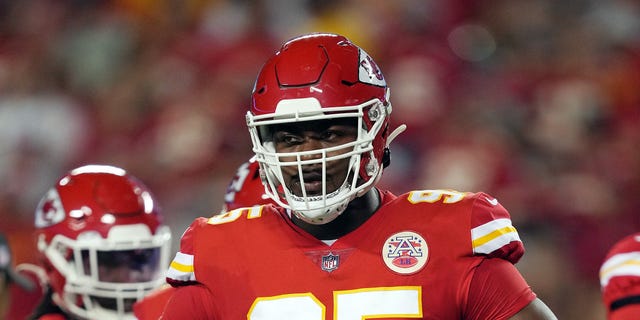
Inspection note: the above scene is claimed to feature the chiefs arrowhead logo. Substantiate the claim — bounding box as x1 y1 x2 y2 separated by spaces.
358 49 386 87
35 189 66 228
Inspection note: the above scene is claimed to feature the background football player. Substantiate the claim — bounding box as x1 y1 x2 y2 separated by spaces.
0 232 44 320
133 157 273 319
600 233 640 320
221 156 275 212
30 164 172 319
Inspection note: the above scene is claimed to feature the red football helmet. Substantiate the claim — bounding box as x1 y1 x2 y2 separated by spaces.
247 33 404 224
600 233 640 319
34 165 172 319
222 156 274 212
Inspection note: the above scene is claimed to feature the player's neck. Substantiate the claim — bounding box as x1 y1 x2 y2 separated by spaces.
292 188 380 241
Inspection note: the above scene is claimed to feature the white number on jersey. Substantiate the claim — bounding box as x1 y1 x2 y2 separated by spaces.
248 286 422 320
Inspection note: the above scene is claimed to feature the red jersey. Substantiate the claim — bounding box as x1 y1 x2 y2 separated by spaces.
5 263 47 320
600 233 640 320
164 189 535 319
133 285 176 320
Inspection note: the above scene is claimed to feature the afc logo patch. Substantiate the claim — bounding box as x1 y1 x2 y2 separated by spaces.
382 231 429 275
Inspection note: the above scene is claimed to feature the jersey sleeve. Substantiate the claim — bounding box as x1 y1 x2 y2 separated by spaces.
159 284 217 320
6 263 47 320
599 233 640 318
166 217 208 286
133 285 176 320
469 192 524 264
464 257 536 320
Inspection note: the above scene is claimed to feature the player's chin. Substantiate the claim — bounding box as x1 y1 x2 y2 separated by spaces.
287 181 340 197
91 296 136 312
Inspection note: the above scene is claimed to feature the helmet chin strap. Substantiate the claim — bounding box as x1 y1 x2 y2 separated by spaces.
382 123 407 168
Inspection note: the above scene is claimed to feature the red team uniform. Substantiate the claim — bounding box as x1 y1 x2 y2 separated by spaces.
164 189 535 319
162 32 555 319
600 233 640 320
133 158 271 319
132 285 176 320
30 165 172 320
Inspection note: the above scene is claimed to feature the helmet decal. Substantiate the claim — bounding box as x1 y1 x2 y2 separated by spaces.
359 49 386 86
35 189 66 228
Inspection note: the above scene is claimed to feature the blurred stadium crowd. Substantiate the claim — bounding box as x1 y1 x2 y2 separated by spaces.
0 0 638 318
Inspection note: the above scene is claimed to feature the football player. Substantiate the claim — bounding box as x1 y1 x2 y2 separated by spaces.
30 165 172 319
600 233 640 320
221 156 275 212
1 233 43 320
163 33 557 319
133 157 274 319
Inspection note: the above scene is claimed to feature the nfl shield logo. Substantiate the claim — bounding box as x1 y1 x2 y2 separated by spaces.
321 253 339 272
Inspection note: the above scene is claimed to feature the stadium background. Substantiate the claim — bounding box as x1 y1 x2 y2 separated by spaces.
1 1 639 318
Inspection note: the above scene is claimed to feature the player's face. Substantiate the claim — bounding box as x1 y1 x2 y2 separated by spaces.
271 118 358 197
80 248 161 312
82 248 161 283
